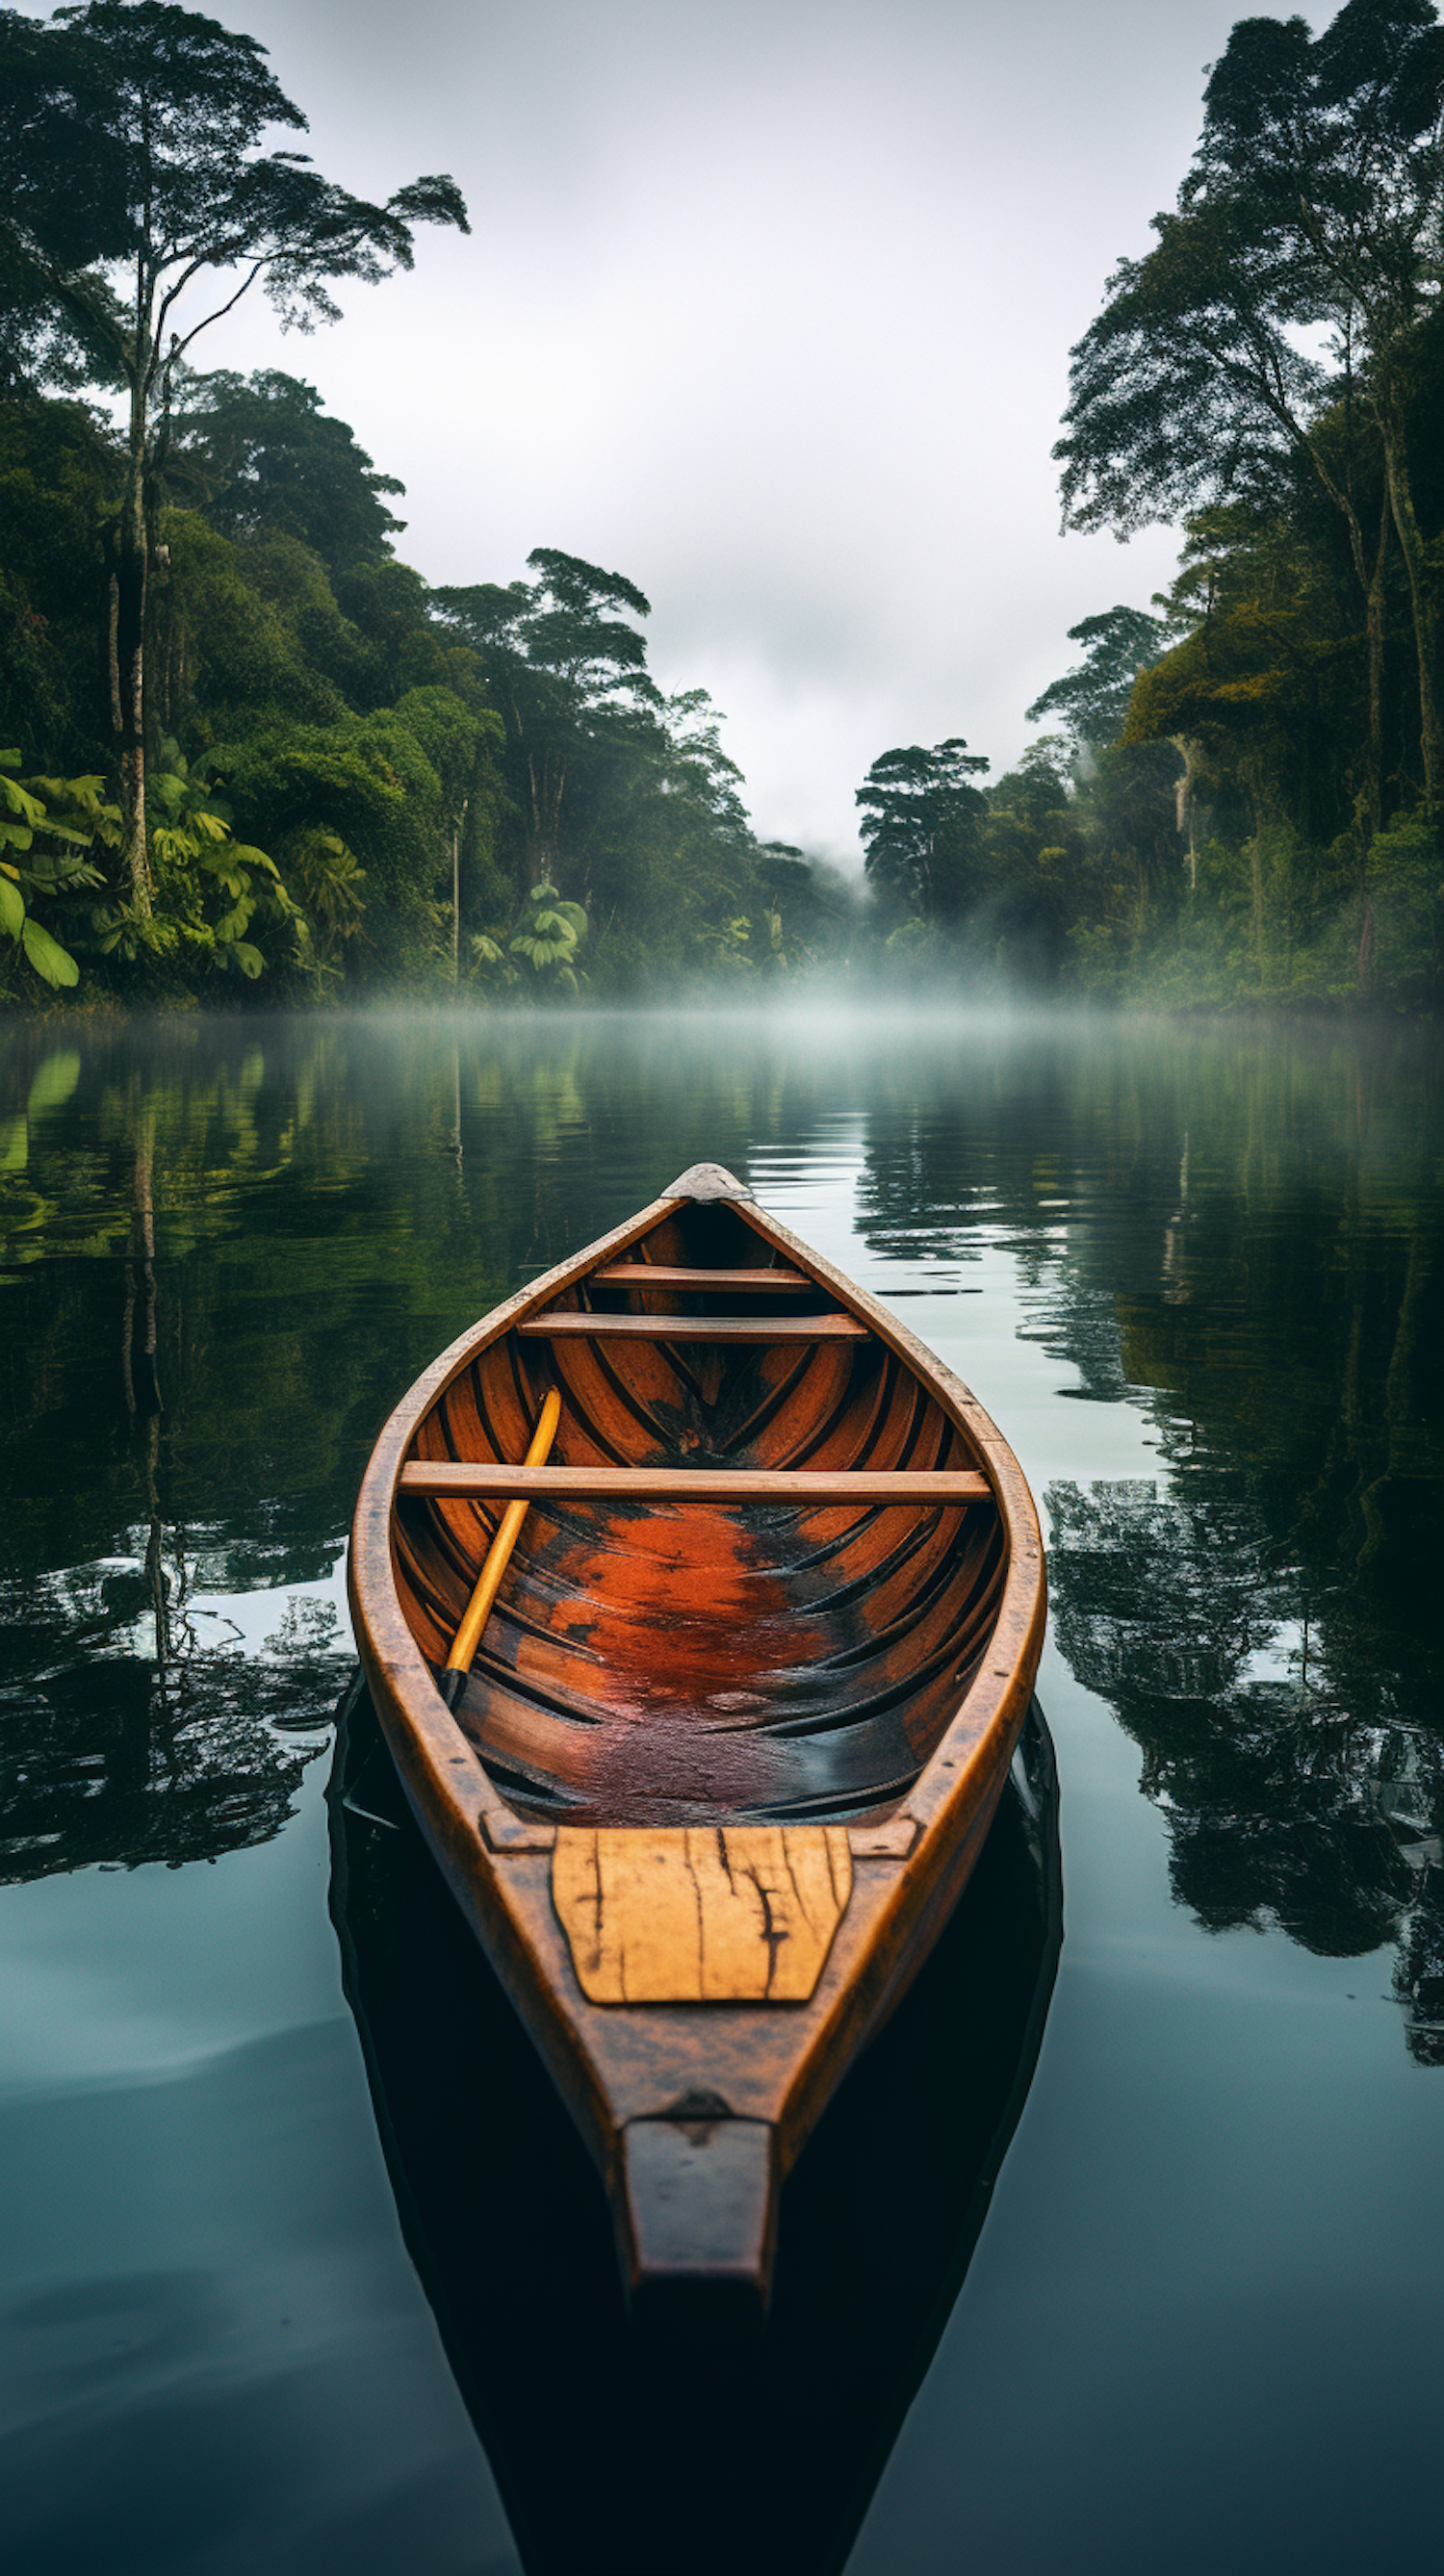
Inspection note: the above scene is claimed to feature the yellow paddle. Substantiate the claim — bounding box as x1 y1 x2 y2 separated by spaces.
438 1386 561 1712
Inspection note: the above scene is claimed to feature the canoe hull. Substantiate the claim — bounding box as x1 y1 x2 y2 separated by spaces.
349 1166 1046 2302
327 1679 1063 2576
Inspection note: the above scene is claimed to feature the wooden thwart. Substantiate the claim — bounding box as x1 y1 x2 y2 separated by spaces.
400 1463 991 1504
591 1264 812 1290
553 1825 854 2003
517 1311 867 1340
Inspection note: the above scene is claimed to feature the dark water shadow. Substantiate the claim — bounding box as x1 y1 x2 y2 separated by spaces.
327 1681 1062 2576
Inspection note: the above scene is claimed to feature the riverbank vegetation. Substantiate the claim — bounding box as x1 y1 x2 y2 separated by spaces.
861 0 1444 1012
1 0 1440 1013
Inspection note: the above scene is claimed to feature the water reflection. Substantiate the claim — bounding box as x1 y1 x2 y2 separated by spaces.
3 1007 1440 2575
4 1010 1440 2053
850 1023 1444 2064
1047 1479 1444 2063
328 1682 1062 2576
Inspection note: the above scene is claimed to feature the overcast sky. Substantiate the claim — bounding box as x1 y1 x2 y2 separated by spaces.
37 0 1291 860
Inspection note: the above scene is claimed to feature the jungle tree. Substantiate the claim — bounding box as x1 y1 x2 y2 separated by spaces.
169 367 407 571
856 738 991 926
0 2 467 910
434 552 661 899
1056 0 1444 827
1026 607 1169 761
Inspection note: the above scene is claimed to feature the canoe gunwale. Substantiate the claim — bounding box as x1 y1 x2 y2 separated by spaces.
348 1174 1046 2259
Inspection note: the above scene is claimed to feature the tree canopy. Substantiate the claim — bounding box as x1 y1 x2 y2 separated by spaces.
1025 608 1169 760
1057 0 1444 811
856 739 991 922
170 369 407 569
3 0 1442 1015
0 0 468 907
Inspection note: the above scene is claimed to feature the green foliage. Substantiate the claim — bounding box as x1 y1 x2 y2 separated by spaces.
470 881 589 996
0 1 469 906
0 751 118 989
169 369 406 572
1026 610 1169 761
4 303 851 1008
156 511 351 739
434 567 845 990
93 742 298 981
0 395 118 768
283 829 366 997
1058 0 1444 821
1367 808 1444 995
506 882 589 990
857 739 991 922
1028 0 1444 1008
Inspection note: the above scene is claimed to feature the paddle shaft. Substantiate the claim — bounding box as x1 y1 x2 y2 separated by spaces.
438 1387 561 1711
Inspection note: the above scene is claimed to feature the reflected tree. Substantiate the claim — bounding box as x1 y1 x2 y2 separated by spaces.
0 1595 341 1884
853 1024 1444 2061
0 1015 861 1881
1047 1477 1444 2062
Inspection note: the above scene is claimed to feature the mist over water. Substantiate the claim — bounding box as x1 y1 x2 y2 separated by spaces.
2 1004 1441 2573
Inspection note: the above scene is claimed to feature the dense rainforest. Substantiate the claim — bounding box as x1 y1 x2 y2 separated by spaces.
1 0 1441 1013
858 0 1444 1011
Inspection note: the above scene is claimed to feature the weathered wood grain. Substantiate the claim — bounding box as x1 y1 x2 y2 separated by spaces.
553 1826 854 2003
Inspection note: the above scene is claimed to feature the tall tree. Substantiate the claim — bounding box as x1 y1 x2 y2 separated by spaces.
434 552 661 895
0 2 467 908
170 367 406 570
1026 607 1168 760
1056 0 1444 824
1198 1 1444 804
856 738 991 923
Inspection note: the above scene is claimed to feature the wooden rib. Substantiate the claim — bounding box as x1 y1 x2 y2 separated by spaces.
591 1265 812 1290
400 1465 991 1503
517 1312 868 1341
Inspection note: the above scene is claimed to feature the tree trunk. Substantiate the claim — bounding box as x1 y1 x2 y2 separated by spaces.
108 571 123 737
1360 489 1390 842
523 748 564 894
1172 735 1204 889
1380 425 1442 811
1301 432 1387 839
116 388 151 915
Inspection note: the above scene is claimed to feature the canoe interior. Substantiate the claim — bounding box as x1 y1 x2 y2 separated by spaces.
393 1197 1007 1827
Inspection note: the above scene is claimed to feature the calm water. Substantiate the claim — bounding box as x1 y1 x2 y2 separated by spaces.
2 1006 1441 2575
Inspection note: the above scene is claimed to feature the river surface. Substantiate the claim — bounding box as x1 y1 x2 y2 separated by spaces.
2 1005 1441 2575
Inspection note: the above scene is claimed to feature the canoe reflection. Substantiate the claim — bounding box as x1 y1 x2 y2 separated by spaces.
327 1680 1062 2576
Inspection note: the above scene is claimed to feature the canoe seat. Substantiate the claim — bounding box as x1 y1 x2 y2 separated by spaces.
553 1825 853 2001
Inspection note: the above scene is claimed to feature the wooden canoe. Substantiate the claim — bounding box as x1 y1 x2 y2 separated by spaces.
348 1159 1046 2307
